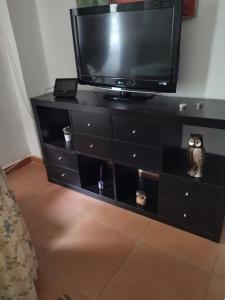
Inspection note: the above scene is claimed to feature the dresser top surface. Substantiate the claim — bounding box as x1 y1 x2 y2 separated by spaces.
31 90 225 123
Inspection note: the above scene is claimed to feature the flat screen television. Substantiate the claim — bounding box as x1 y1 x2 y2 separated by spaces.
70 0 182 97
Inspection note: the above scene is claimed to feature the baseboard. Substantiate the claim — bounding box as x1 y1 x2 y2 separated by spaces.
4 156 43 175
30 156 43 165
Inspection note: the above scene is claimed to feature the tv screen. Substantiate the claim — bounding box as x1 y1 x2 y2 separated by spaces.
71 1 182 93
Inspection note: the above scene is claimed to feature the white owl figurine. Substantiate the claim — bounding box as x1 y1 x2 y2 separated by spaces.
136 190 147 207
187 134 205 178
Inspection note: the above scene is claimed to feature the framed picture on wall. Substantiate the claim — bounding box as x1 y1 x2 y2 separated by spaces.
183 0 196 17
116 0 197 17
77 0 197 18
77 0 109 8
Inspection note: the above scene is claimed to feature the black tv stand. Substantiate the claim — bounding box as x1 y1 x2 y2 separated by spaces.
103 90 155 102
31 90 225 242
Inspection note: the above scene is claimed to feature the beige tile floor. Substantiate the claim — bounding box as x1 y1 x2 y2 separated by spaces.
7 163 225 300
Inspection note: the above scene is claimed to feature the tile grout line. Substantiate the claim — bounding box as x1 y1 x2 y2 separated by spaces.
95 240 139 300
136 240 214 300
38 216 139 297
39 226 137 300
37 213 142 299
137 219 153 242
35 196 218 290
39 265 91 300
202 246 221 300
213 273 225 282
34 191 148 264
32 199 149 254
83 209 151 242
138 239 216 276
38 212 85 261
11 163 225 299
203 242 225 300
37 216 137 300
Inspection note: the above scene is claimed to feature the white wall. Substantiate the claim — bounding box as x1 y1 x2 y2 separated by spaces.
7 0 52 158
5 0 77 161
35 0 77 87
177 0 225 153
0 2 29 168
5 0 225 162
205 0 225 99
176 0 219 98
32 0 225 99
176 0 225 100
7 0 50 98
33 0 225 156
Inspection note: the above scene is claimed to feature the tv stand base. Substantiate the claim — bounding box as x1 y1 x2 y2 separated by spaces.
103 90 156 101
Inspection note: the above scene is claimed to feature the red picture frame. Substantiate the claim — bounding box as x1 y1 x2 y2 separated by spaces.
183 0 196 17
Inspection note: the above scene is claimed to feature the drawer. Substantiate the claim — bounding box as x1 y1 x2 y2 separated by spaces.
113 116 161 148
160 203 216 233
71 111 111 138
46 146 77 170
49 164 80 187
76 134 112 159
114 141 160 172
159 176 219 212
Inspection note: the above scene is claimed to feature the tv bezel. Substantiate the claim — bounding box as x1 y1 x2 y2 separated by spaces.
70 1 182 93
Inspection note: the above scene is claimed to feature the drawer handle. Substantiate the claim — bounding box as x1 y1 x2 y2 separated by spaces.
89 144 94 149
87 122 92 127
196 102 203 111
179 103 187 112
58 155 63 161
132 129 136 134
183 213 188 219
132 153 137 158
185 192 189 197
61 173 66 178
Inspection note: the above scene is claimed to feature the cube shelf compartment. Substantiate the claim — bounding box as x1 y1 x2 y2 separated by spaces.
77 155 115 199
115 164 159 215
162 148 224 188
36 106 73 150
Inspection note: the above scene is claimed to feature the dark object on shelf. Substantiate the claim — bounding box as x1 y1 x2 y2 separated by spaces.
70 0 182 94
136 169 147 207
62 126 72 142
187 134 205 178
53 78 78 98
98 164 104 191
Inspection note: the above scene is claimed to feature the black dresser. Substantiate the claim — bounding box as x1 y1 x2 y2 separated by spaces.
31 90 225 242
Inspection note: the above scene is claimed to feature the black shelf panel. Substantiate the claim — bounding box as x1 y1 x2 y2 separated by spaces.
117 195 158 215
162 148 224 188
45 139 74 151
115 164 159 215
85 182 115 199
77 154 115 199
36 106 72 150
